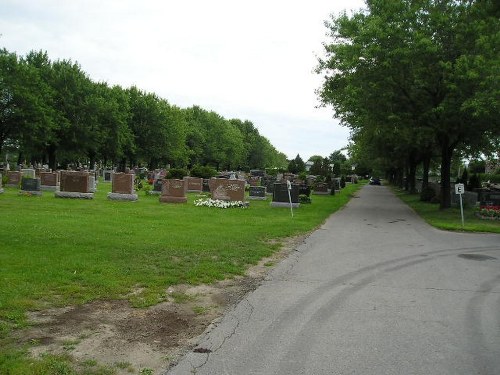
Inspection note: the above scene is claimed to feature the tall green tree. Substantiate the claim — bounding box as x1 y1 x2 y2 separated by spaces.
318 0 500 208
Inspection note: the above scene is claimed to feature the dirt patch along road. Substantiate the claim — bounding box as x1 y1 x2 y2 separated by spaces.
20 237 303 374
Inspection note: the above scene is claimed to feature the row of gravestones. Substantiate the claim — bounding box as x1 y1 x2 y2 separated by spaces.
0 171 303 207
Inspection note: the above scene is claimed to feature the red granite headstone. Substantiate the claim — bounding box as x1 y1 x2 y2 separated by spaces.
60 171 90 193
160 179 187 203
112 173 134 194
211 179 246 201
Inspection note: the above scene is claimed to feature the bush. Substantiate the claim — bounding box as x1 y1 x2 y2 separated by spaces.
420 186 436 202
340 176 346 189
167 168 188 179
299 194 311 204
190 165 217 179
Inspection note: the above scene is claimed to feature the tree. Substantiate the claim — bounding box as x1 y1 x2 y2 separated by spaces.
318 0 500 208
288 154 306 174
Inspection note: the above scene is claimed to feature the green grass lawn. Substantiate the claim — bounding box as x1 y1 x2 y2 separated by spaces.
0 181 363 374
393 188 500 233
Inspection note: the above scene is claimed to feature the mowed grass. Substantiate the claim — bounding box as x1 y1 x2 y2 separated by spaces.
0 181 363 373
394 188 500 233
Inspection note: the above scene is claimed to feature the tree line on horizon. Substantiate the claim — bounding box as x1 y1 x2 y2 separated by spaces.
0 49 289 172
317 0 499 208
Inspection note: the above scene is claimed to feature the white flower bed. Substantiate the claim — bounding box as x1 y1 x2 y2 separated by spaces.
194 198 248 209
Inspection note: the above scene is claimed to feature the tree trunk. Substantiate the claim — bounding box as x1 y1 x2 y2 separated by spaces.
422 154 431 191
440 143 454 209
408 153 418 194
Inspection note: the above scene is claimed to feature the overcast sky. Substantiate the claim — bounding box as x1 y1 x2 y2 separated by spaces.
1 0 365 160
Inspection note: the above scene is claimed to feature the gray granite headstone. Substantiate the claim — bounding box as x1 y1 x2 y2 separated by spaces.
20 177 42 195
248 186 267 200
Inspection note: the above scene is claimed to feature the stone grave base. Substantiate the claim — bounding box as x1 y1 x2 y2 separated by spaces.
19 190 42 196
147 191 162 195
312 191 329 195
107 192 138 201
41 185 59 191
270 202 300 208
187 189 203 193
159 196 187 204
248 196 268 200
55 191 94 199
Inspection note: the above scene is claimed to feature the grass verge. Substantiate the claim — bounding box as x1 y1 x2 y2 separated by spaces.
0 181 363 374
393 187 500 233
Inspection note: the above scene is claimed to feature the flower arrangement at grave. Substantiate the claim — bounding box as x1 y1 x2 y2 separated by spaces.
194 198 249 209
476 205 500 220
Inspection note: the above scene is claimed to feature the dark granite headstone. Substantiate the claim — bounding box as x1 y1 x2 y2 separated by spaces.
271 183 300 208
249 186 267 200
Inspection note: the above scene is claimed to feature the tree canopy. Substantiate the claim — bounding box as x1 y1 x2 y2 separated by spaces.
0 48 288 172
317 0 500 208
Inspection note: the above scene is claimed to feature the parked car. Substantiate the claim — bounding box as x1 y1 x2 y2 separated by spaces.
369 177 381 185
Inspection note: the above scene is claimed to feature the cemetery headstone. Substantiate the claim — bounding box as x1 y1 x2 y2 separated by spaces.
271 182 300 208
56 171 94 199
248 186 267 200
202 179 211 193
185 177 203 193
40 172 59 191
103 170 113 182
313 182 329 195
210 178 246 202
88 175 97 193
160 179 187 203
108 173 138 201
150 179 163 195
6 171 21 187
248 176 261 187
21 168 36 179
20 177 42 196
0 173 4 194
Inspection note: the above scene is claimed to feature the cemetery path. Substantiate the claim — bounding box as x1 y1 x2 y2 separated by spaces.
165 184 500 375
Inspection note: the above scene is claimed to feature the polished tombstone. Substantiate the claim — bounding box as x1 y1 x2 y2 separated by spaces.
55 171 94 199
103 170 113 182
210 178 246 202
21 168 36 179
40 172 59 191
248 186 267 200
313 182 329 195
184 177 203 193
6 171 21 187
108 173 138 201
159 179 187 203
20 177 42 196
271 182 300 208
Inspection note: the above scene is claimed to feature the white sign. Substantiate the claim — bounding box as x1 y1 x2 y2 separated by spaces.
455 183 465 195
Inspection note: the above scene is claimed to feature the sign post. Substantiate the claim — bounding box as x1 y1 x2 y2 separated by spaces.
455 183 465 227
287 180 294 218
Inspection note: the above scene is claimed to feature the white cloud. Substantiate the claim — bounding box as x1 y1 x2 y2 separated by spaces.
0 0 365 159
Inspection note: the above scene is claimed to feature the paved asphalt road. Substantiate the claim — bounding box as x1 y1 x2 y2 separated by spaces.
166 185 500 375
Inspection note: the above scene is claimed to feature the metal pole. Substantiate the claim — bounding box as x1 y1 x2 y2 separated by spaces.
459 193 464 227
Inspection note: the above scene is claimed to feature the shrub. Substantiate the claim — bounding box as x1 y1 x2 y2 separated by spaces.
190 165 217 179
468 174 481 190
340 176 346 189
167 168 188 179
420 186 436 202
299 194 311 204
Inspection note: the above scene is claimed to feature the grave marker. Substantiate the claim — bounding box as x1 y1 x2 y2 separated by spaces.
160 179 187 203
210 178 246 202
108 173 138 201
56 171 94 199
248 186 267 200
6 171 21 187
271 182 300 208
40 172 59 191
20 177 42 196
